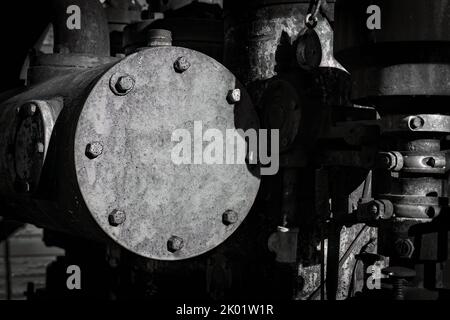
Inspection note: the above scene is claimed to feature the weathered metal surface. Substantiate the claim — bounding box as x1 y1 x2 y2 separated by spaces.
123 2 224 61
146 29 173 47
51 0 110 56
261 79 301 151
1 44 261 261
225 4 341 87
74 46 260 260
28 54 118 86
335 0 450 52
223 1 370 301
12 102 47 194
378 151 448 174
351 64 450 102
334 114 450 136
25 0 115 86
296 28 322 70
334 0 450 108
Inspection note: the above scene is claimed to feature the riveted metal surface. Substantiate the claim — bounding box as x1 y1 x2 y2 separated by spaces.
74 46 261 260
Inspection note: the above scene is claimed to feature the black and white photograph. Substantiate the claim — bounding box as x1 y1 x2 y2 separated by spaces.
0 0 449 315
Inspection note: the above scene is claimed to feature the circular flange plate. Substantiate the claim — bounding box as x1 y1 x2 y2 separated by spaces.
74 47 260 260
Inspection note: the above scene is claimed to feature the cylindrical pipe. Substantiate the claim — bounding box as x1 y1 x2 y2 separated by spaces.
0 46 260 261
51 0 110 56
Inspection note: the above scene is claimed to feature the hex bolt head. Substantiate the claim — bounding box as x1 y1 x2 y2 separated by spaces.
222 210 239 226
18 102 37 118
174 56 191 73
108 209 126 227
115 75 135 95
377 152 403 171
167 236 184 253
409 116 425 130
36 142 45 154
85 142 103 159
227 89 241 104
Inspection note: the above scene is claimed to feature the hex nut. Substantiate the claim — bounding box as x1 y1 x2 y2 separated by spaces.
358 199 393 223
147 29 172 47
108 210 126 227
174 57 191 73
296 28 322 70
369 203 379 215
36 142 45 154
227 89 241 104
167 236 184 253
222 210 238 225
110 73 135 96
372 199 394 220
85 142 103 159
305 13 318 28
115 76 135 94
377 152 403 171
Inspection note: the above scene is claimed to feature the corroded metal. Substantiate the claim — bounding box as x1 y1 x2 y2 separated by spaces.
224 0 370 301
74 46 260 260
335 1 450 289
124 3 224 61
51 0 110 56
335 0 450 107
0 46 260 261
173 56 191 73
147 29 173 47
28 54 118 85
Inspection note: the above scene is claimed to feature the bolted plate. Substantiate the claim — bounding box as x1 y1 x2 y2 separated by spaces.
74 46 260 260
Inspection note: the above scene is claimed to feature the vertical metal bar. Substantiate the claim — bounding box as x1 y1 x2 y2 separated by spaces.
320 235 326 300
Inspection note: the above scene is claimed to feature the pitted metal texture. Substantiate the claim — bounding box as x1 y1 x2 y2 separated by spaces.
74 46 261 260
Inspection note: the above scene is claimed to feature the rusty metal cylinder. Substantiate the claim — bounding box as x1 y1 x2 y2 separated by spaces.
28 0 115 86
334 0 450 108
0 46 260 260
334 0 450 263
